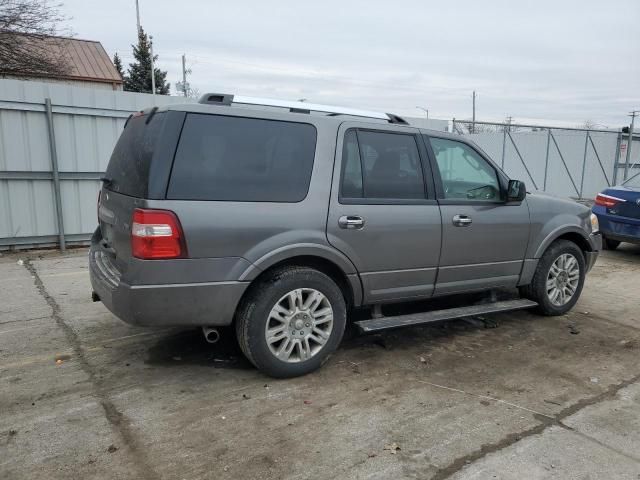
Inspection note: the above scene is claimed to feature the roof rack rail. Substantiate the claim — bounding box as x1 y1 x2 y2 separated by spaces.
198 93 408 125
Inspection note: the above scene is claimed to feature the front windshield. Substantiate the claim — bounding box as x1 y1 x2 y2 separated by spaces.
621 171 640 188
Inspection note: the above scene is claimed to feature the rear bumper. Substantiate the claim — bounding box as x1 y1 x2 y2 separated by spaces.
593 209 640 245
89 249 248 327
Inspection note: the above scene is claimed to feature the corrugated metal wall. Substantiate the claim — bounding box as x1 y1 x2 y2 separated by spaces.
464 130 621 199
0 79 193 249
0 78 629 250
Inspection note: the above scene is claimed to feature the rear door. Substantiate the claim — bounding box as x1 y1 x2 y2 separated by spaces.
327 123 442 304
424 135 530 295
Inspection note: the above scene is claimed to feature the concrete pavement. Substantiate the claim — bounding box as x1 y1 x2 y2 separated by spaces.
1 245 639 479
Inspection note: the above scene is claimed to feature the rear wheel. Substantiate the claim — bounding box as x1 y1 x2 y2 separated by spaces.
603 237 620 250
235 266 346 378
520 240 586 316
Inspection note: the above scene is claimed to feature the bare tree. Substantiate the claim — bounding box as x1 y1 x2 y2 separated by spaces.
0 0 71 78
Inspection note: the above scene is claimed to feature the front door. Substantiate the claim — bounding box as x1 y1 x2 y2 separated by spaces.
327 123 442 304
425 135 530 296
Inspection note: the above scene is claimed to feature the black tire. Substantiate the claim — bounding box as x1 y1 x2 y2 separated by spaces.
603 237 620 250
235 266 347 378
520 240 586 316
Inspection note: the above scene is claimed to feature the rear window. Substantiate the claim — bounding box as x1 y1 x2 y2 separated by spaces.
167 114 317 202
105 112 166 197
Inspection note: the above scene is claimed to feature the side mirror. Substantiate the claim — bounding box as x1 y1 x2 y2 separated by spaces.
507 180 526 202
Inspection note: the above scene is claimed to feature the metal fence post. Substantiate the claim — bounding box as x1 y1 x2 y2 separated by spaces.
579 131 589 198
612 132 621 185
624 114 636 181
543 128 551 191
501 127 507 169
44 98 66 251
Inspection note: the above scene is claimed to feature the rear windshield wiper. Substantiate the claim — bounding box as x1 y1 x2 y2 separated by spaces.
100 176 114 187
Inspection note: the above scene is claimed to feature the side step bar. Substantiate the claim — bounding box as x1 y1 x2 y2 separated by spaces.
354 299 538 334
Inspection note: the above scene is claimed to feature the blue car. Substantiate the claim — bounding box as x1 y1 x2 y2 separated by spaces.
592 172 640 249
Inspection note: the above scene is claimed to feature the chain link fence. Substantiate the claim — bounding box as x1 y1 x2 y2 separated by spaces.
452 119 639 199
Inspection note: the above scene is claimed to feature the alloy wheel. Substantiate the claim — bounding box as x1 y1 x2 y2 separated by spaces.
546 253 580 306
265 288 334 363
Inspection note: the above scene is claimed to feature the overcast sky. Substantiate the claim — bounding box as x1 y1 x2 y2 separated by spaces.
62 0 639 127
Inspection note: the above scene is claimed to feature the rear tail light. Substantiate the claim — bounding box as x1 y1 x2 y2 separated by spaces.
594 193 625 208
131 208 187 259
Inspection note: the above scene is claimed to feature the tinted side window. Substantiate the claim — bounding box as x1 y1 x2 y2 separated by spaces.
105 112 166 197
429 137 501 201
340 130 425 200
167 114 317 202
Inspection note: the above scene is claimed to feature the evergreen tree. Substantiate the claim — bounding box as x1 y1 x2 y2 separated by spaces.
123 28 170 94
112 52 124 80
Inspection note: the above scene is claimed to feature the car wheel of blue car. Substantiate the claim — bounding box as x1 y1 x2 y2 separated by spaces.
603 238 620 250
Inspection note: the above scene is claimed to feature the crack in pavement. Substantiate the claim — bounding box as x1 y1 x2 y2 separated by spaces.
416 380 557 420
432 372 640 479
23 259 159 480
562 426 640 464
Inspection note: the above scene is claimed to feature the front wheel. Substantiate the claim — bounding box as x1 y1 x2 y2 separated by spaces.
603 237 620 250
520 240 586 316
235 266 346 378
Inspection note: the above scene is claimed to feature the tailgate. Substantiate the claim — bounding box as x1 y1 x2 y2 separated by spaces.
97 188 139 272
95 109 172 270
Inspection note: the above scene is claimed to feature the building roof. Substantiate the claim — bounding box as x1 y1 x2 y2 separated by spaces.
52 36 123 84
9 34 123 84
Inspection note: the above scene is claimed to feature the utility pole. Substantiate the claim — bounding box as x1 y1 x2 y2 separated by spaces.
506 115 513 133
416 106 429 119
150 35 156 96
624 110 638 180
472 91 476 134
135 0 141 33
181 54 187 97
135 0 154 96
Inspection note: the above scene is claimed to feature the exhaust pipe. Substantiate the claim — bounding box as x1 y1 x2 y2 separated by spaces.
202 326 220 344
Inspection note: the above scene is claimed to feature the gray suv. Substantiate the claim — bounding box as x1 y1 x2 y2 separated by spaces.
90 94 602 377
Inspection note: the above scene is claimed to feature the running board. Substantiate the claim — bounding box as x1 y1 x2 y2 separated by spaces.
354 299 538 334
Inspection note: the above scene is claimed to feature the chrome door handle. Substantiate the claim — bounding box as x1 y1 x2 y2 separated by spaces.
338 215 365 229
452 214 472 227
